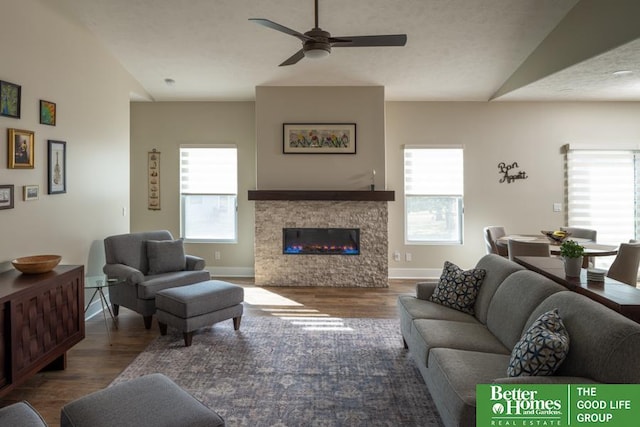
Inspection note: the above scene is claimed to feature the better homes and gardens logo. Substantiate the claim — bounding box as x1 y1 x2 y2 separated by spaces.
477 384 639 426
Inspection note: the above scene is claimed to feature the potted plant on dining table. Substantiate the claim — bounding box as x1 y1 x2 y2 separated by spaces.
560 239 585 277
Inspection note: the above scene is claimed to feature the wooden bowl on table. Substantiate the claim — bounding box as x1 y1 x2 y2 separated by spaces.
11 255 62 274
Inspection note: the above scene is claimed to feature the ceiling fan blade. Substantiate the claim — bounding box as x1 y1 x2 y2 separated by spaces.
330 34 407 47
279 49 305 66
249 18 313 42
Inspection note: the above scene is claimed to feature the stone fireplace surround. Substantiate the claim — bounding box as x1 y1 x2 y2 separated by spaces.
249 191 394 288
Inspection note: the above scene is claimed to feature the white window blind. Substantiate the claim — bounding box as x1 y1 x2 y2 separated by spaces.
404 146 464 244
566 148 637 246
180 145 237 242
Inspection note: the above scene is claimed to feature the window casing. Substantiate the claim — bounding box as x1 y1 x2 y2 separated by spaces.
404 146 464 244
180 145 238 243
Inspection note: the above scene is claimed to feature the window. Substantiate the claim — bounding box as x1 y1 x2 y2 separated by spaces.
566 146 639 245
404 146 464 244
180 145 237 243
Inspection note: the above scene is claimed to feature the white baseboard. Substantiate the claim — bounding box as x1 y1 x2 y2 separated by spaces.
206 266 255 277
388 268 441 279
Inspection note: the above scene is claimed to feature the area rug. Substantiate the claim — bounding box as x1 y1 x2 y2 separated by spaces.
112 316 443 427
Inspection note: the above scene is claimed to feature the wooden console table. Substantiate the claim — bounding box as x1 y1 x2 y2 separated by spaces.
514 256 640 323
0 265 85 397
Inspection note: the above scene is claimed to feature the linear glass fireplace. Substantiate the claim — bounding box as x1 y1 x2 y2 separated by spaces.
283 228 360 255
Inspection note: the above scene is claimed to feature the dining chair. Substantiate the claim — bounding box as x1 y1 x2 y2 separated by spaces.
606 242 640 286
507 239 550 261
484 226 508 256
560 226 597 242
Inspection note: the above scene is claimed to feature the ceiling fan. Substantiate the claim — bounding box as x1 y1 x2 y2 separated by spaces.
249 0 407 66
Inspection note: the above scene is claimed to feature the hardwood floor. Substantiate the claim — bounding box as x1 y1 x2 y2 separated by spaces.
0 279 418 426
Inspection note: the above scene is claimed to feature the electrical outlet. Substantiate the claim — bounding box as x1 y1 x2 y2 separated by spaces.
553 203 562 212
393 251 401 262
214 251 221 260
405 252 412 262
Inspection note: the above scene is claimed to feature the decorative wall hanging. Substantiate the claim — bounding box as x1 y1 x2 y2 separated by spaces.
148 149 160 210
498 161 528 184
283 123 356 154
24 185 39 201
0 185 14 210
0 80 21 118
48 140 66 194
8 128 35 169
40 100 56 126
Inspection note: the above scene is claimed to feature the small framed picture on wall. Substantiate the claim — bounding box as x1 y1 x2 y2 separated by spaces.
24 185 39 201
48 140 67 194
40 100 56 126
0 185 14 210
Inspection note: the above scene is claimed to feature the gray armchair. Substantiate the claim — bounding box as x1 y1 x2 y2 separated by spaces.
103 230 210 329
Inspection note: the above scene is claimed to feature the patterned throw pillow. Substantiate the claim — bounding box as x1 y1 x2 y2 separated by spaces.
428 261 486 315
507 309 570 377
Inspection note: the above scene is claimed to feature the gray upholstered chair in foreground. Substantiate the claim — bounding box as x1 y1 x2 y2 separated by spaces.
103 230 210 329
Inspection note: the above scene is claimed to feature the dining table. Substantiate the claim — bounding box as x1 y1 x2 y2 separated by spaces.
496 234 618 268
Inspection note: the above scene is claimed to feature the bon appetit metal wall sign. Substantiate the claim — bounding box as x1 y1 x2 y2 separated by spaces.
498 161 528 184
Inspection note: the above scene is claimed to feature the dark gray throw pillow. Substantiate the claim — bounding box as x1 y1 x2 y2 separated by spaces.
429 261 486 315
146 239 186 275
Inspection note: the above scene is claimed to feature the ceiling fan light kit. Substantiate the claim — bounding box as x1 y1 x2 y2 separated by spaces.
250 0 406 66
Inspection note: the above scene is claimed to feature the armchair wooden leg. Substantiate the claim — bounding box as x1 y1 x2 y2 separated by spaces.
233 316 242 331
183 332 193 347
143 315 153 330
112 304 119 316
158 322 167 336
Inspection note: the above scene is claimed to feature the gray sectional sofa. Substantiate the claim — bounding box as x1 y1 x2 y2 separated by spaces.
398 254 640 427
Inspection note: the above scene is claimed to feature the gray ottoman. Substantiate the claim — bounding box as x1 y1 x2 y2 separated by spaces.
156 280 244 346
0 401 47 427
60 373 224 427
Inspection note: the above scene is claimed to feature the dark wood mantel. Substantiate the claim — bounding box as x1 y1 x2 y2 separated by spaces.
248 190 395 201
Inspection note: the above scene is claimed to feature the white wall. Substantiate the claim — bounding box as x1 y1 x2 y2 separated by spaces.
129 100 640 277
130 102 256 275
0 0 145 273
385 101 640 275
255 86 386 190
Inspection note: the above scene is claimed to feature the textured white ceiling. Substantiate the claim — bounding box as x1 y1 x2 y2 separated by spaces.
51 0 640 102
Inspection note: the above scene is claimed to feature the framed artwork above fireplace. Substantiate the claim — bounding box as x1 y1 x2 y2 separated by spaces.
283 123 356 154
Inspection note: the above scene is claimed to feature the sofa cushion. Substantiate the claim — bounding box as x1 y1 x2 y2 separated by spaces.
146 239 186 274
398 295 480 343
508 309 569 377
425 348 512 427
486 270 565 350
429 261 486 315
473 254 525 325
412 319 510 367
137 270 211 299
526 291 640 383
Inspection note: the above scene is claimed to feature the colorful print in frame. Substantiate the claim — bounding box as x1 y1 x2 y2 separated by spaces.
40 100 56 126
0 80 21 118
283 123 356 154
